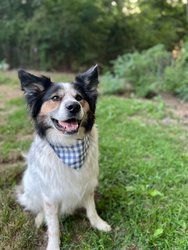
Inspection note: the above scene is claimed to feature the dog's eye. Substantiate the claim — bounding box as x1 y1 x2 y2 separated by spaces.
75 95 83 101
51 95 61 101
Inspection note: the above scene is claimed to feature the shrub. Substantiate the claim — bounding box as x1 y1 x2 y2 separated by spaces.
101 44 171 97
100 72 126 95
163 43 188 100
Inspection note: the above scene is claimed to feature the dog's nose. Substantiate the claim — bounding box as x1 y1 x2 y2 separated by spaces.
65 101 81 113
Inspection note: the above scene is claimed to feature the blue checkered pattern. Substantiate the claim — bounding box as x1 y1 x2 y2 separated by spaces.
50 136 90 170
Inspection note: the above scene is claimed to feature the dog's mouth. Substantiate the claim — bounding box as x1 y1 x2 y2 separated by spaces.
51 118 81 134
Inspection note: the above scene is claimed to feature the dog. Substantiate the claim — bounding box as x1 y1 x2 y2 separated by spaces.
16 65 111 250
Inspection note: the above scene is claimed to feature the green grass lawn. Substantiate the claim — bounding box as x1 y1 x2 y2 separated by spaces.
1 71 188 249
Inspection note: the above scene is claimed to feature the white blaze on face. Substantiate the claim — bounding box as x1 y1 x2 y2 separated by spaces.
51 82 83 122
61 82 77 99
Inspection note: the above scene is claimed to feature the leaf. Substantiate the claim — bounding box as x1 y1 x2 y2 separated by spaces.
153 228 164 238
125 186 136 192
181 221 187 231
149 189 163 197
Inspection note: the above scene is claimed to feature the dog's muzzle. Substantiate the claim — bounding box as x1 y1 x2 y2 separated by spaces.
51 101 82 135
51 118 81 134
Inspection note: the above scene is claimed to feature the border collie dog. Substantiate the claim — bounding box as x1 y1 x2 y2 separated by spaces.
16 65 111 250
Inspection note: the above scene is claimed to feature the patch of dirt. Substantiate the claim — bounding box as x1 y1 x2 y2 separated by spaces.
124 246 140 250
36 232 48 250
161 93 188 125
16 133 33 141
0 151 24 164
0 161 23 173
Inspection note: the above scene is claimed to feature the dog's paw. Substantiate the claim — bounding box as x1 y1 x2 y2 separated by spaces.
92 218 111 232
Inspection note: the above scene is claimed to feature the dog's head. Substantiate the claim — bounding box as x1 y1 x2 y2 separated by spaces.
18 65 99 139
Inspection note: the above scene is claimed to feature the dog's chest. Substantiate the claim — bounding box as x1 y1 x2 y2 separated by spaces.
26 132 99 206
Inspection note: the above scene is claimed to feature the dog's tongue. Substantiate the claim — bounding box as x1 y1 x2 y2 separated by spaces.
58 120 78 132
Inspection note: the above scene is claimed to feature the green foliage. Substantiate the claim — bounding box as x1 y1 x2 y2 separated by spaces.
101 43 188 100
163 43 188 100
0 0 129 70
136 0 186 50
0 0 188 70
100 72 126 95
101 45 171 97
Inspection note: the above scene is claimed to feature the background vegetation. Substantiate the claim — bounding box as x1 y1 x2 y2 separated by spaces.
101 43 188 100
1 0 188 71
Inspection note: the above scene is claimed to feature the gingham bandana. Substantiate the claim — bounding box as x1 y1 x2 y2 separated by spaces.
50 136 90 170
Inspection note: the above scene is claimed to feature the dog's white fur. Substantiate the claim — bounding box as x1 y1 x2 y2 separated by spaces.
16 81 111 250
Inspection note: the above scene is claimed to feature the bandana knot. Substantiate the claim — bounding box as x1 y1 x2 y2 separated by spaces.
49 136 90 170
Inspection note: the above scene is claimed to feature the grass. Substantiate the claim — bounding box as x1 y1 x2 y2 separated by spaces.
1 71 188 249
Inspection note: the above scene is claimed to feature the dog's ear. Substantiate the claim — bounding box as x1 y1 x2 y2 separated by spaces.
18 69 52 95
75 65 99 91
18 70 53 118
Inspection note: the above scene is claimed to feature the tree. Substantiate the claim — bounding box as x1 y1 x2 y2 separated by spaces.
0 0 188 70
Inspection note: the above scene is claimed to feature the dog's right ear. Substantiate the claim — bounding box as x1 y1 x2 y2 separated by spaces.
18 70 52 95
18 70 53 118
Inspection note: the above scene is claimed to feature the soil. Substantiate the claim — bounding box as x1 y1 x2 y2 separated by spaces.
161 93 188 120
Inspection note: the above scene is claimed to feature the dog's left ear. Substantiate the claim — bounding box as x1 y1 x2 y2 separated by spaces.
75 65 99 91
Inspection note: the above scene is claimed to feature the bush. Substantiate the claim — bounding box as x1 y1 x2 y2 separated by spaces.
101 45 171 97
101 43 188 100
100 72 126 95
163 43 188 100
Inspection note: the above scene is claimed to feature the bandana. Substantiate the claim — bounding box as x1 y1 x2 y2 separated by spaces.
49 136 90 170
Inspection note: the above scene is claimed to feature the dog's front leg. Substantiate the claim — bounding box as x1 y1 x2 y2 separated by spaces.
84 192 111 232
43 196 60 250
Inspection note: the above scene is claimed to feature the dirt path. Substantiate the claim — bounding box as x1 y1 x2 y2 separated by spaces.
161 93 188 123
